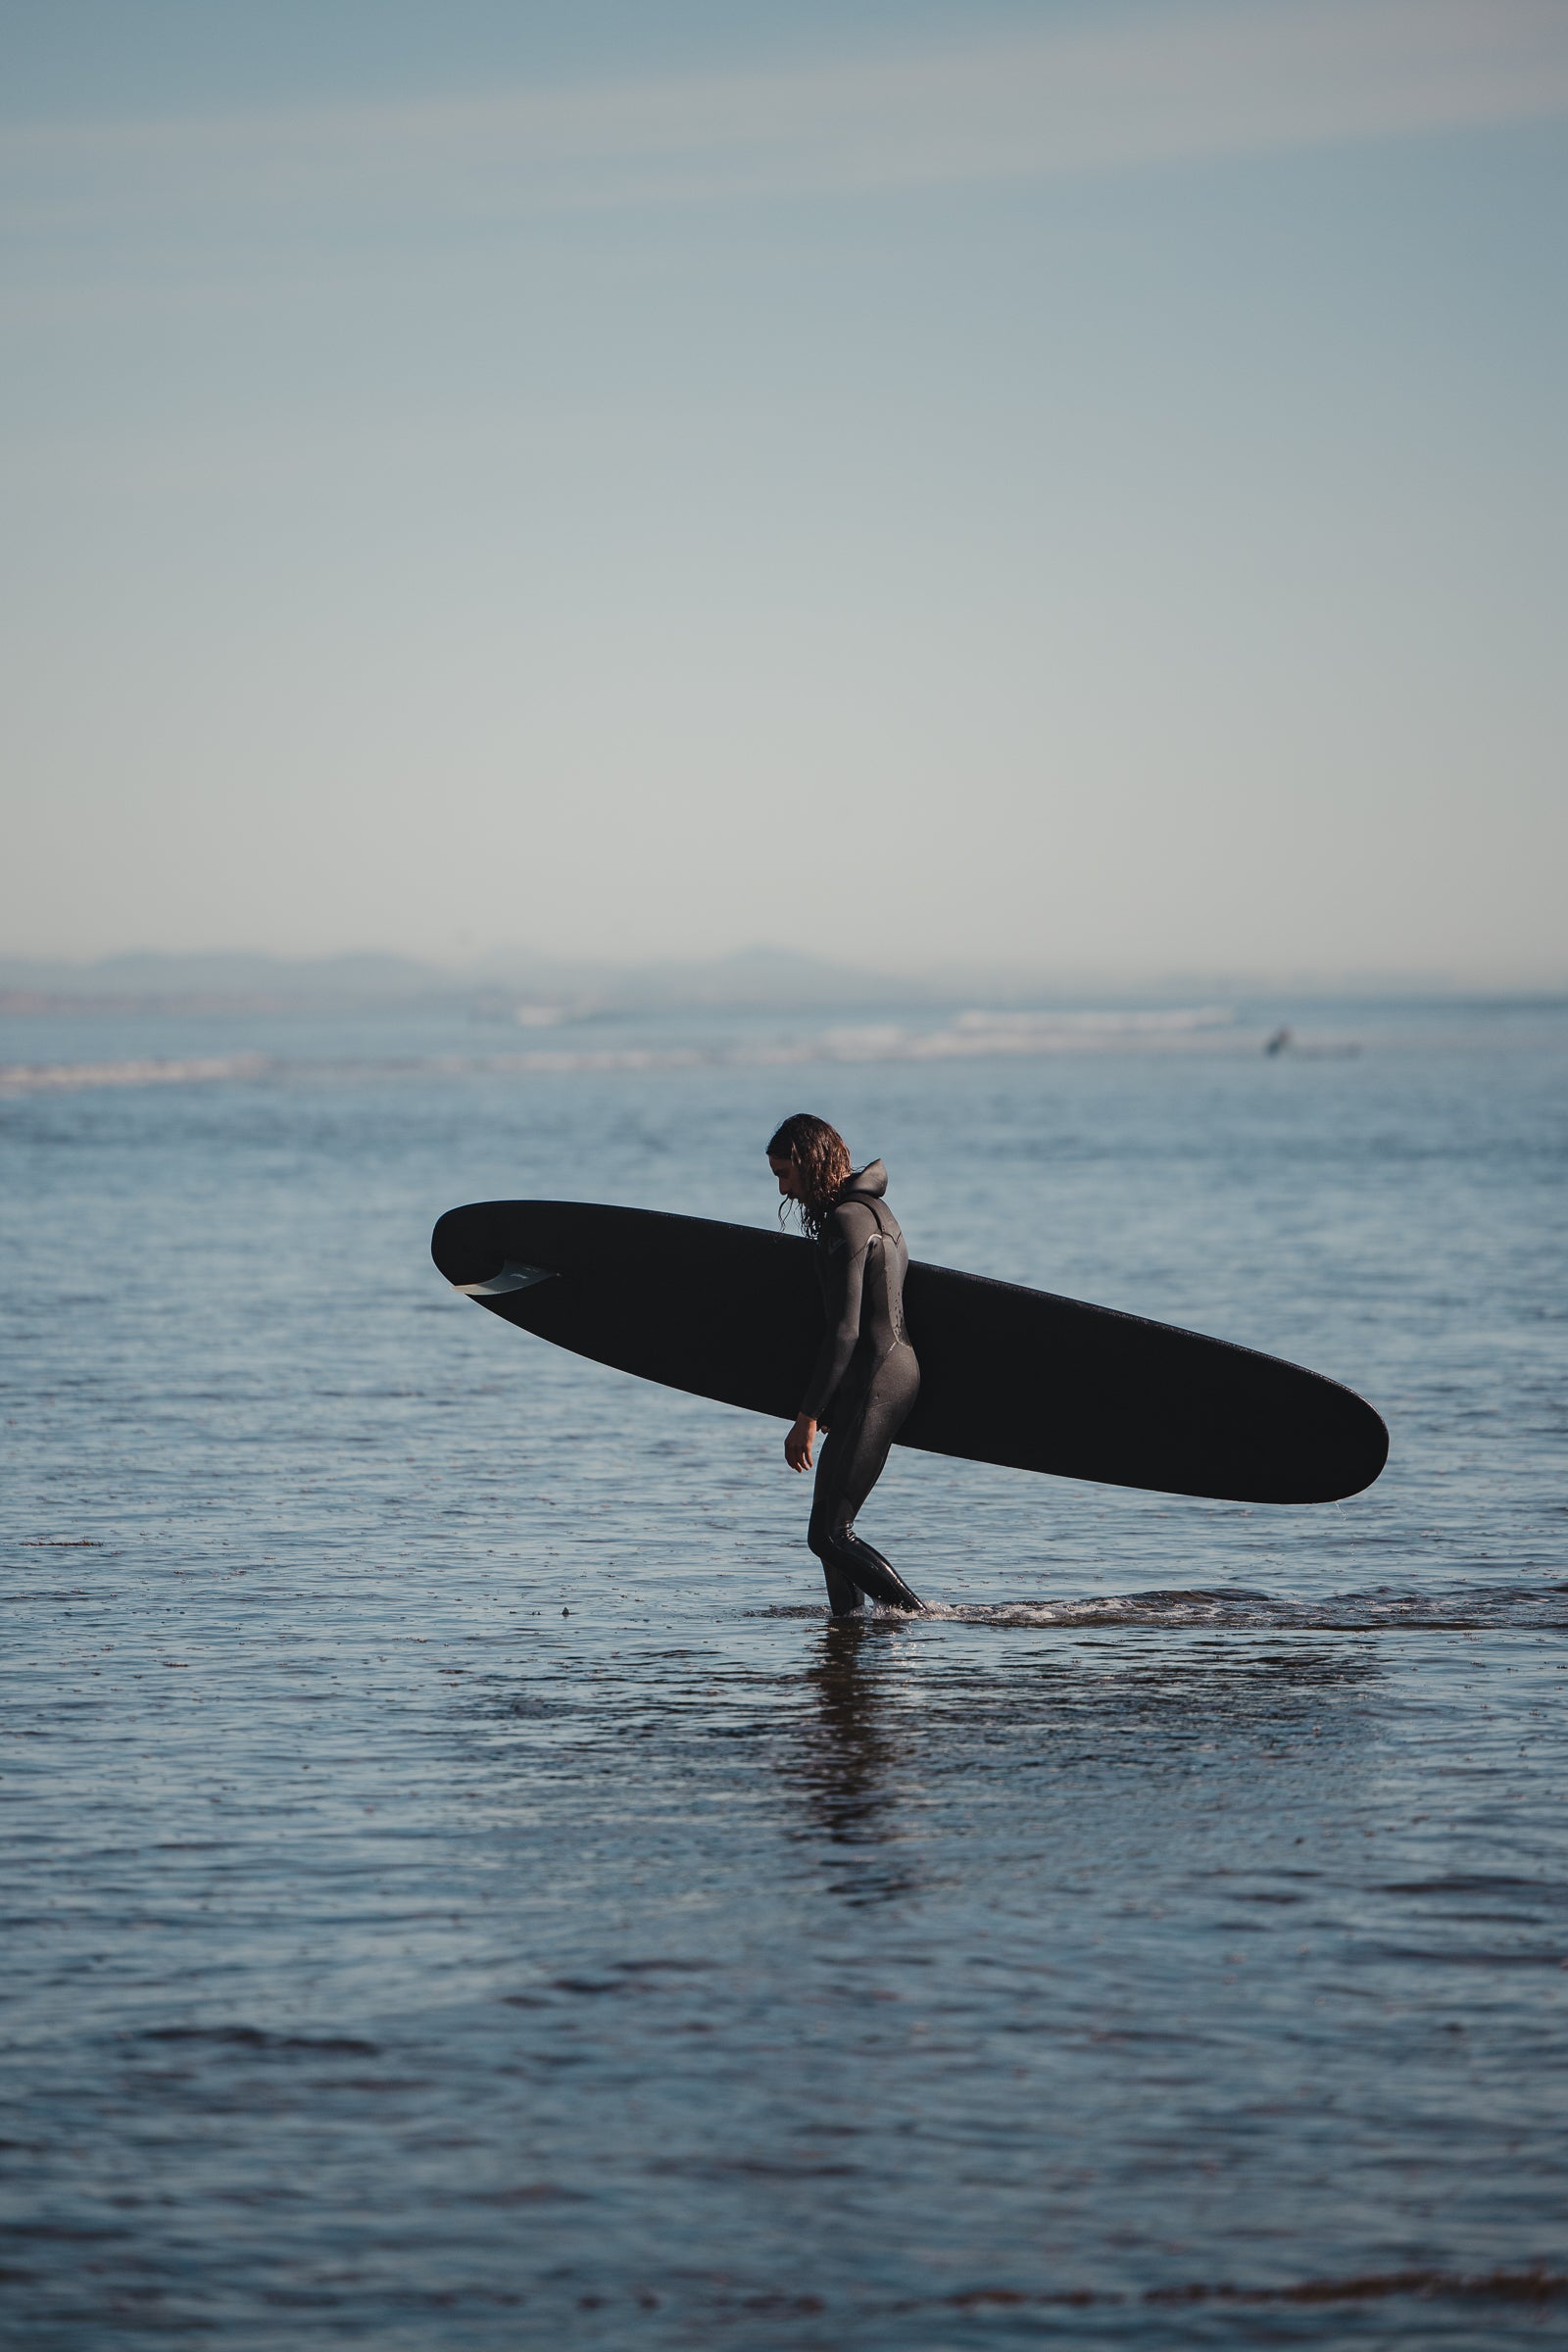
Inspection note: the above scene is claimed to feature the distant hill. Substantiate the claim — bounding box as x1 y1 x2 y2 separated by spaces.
2 950 455 997
0 950 468 1011
0 945 949 1015
583 946 936 1009
1 947 1517 1017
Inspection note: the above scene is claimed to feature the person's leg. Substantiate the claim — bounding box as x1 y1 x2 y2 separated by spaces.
808 1418 866 1615
815 1350 924 1612
825 1525 924 1612
818 1552 862 1616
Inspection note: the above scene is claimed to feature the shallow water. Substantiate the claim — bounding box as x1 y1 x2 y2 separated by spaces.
3 999 1566 2345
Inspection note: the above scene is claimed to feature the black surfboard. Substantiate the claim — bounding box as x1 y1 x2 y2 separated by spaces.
430 1200 1387 1506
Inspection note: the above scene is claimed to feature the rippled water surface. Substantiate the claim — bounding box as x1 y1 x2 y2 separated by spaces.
4 1000 1566 2346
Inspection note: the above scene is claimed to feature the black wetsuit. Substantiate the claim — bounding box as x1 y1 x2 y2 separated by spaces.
800 1161 924 1615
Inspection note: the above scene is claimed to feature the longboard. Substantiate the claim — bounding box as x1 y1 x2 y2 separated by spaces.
431 1200 1388 1506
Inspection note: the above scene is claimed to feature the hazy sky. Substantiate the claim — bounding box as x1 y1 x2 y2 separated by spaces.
4 0 1565 980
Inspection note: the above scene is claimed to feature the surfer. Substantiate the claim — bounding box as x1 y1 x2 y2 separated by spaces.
767 1114 925 1617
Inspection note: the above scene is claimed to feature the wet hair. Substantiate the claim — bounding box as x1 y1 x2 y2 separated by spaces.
767 1112 852 1240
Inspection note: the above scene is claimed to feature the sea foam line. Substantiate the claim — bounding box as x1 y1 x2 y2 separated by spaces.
0 1052 274 1096
0 1009 1249 1095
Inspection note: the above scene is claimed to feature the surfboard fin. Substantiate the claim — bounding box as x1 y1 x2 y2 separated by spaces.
452 1261 557 1298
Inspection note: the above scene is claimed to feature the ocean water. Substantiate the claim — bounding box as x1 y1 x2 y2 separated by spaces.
3 996 1566 2348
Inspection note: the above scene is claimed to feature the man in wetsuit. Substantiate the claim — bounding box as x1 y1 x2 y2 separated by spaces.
770 1137 925 1618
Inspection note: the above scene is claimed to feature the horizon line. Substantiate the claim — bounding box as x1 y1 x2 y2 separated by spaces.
3 944 1566 999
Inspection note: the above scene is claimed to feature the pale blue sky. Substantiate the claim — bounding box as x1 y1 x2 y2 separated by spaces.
4 1 1565 980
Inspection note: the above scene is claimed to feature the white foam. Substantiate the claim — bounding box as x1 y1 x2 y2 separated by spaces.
0 1053 273 1096
0 1007 1251 1094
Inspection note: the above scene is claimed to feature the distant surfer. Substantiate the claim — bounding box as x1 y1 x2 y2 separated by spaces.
766 1114 925 1617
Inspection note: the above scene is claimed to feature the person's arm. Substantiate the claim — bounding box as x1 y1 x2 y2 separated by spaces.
785 1414 817 1471
798 1208 871 1422
785 1206 873 1472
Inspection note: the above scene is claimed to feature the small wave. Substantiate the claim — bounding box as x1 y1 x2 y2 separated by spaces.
761 1583 1568 1631
950 1004 1234 1037
0 1053 273 1096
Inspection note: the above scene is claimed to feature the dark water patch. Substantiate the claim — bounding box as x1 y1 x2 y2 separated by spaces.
900 2265 1568 2312
470 2181 589 2204
613 1957 718 1976
1150 2265 1568 2307
138 2027 381 2057
1380 1876 1565 1898
1355 1944 1567 1969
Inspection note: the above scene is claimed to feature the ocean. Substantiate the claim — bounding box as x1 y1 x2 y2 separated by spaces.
3 993 1565 2346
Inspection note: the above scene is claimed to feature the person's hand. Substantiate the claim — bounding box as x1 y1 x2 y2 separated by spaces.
784 1414 817 1472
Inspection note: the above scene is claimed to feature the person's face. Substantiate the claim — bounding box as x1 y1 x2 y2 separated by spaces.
769 1154 804 1200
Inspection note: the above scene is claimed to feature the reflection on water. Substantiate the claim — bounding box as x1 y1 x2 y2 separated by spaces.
797 1622 900 1847
782 1617 1382 1871
649 1620 1383 1942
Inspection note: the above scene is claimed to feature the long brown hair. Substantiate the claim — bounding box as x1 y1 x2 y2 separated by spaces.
767 1112 852 1241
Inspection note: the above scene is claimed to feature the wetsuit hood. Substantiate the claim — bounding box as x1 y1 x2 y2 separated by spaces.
842 1160 889 1200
